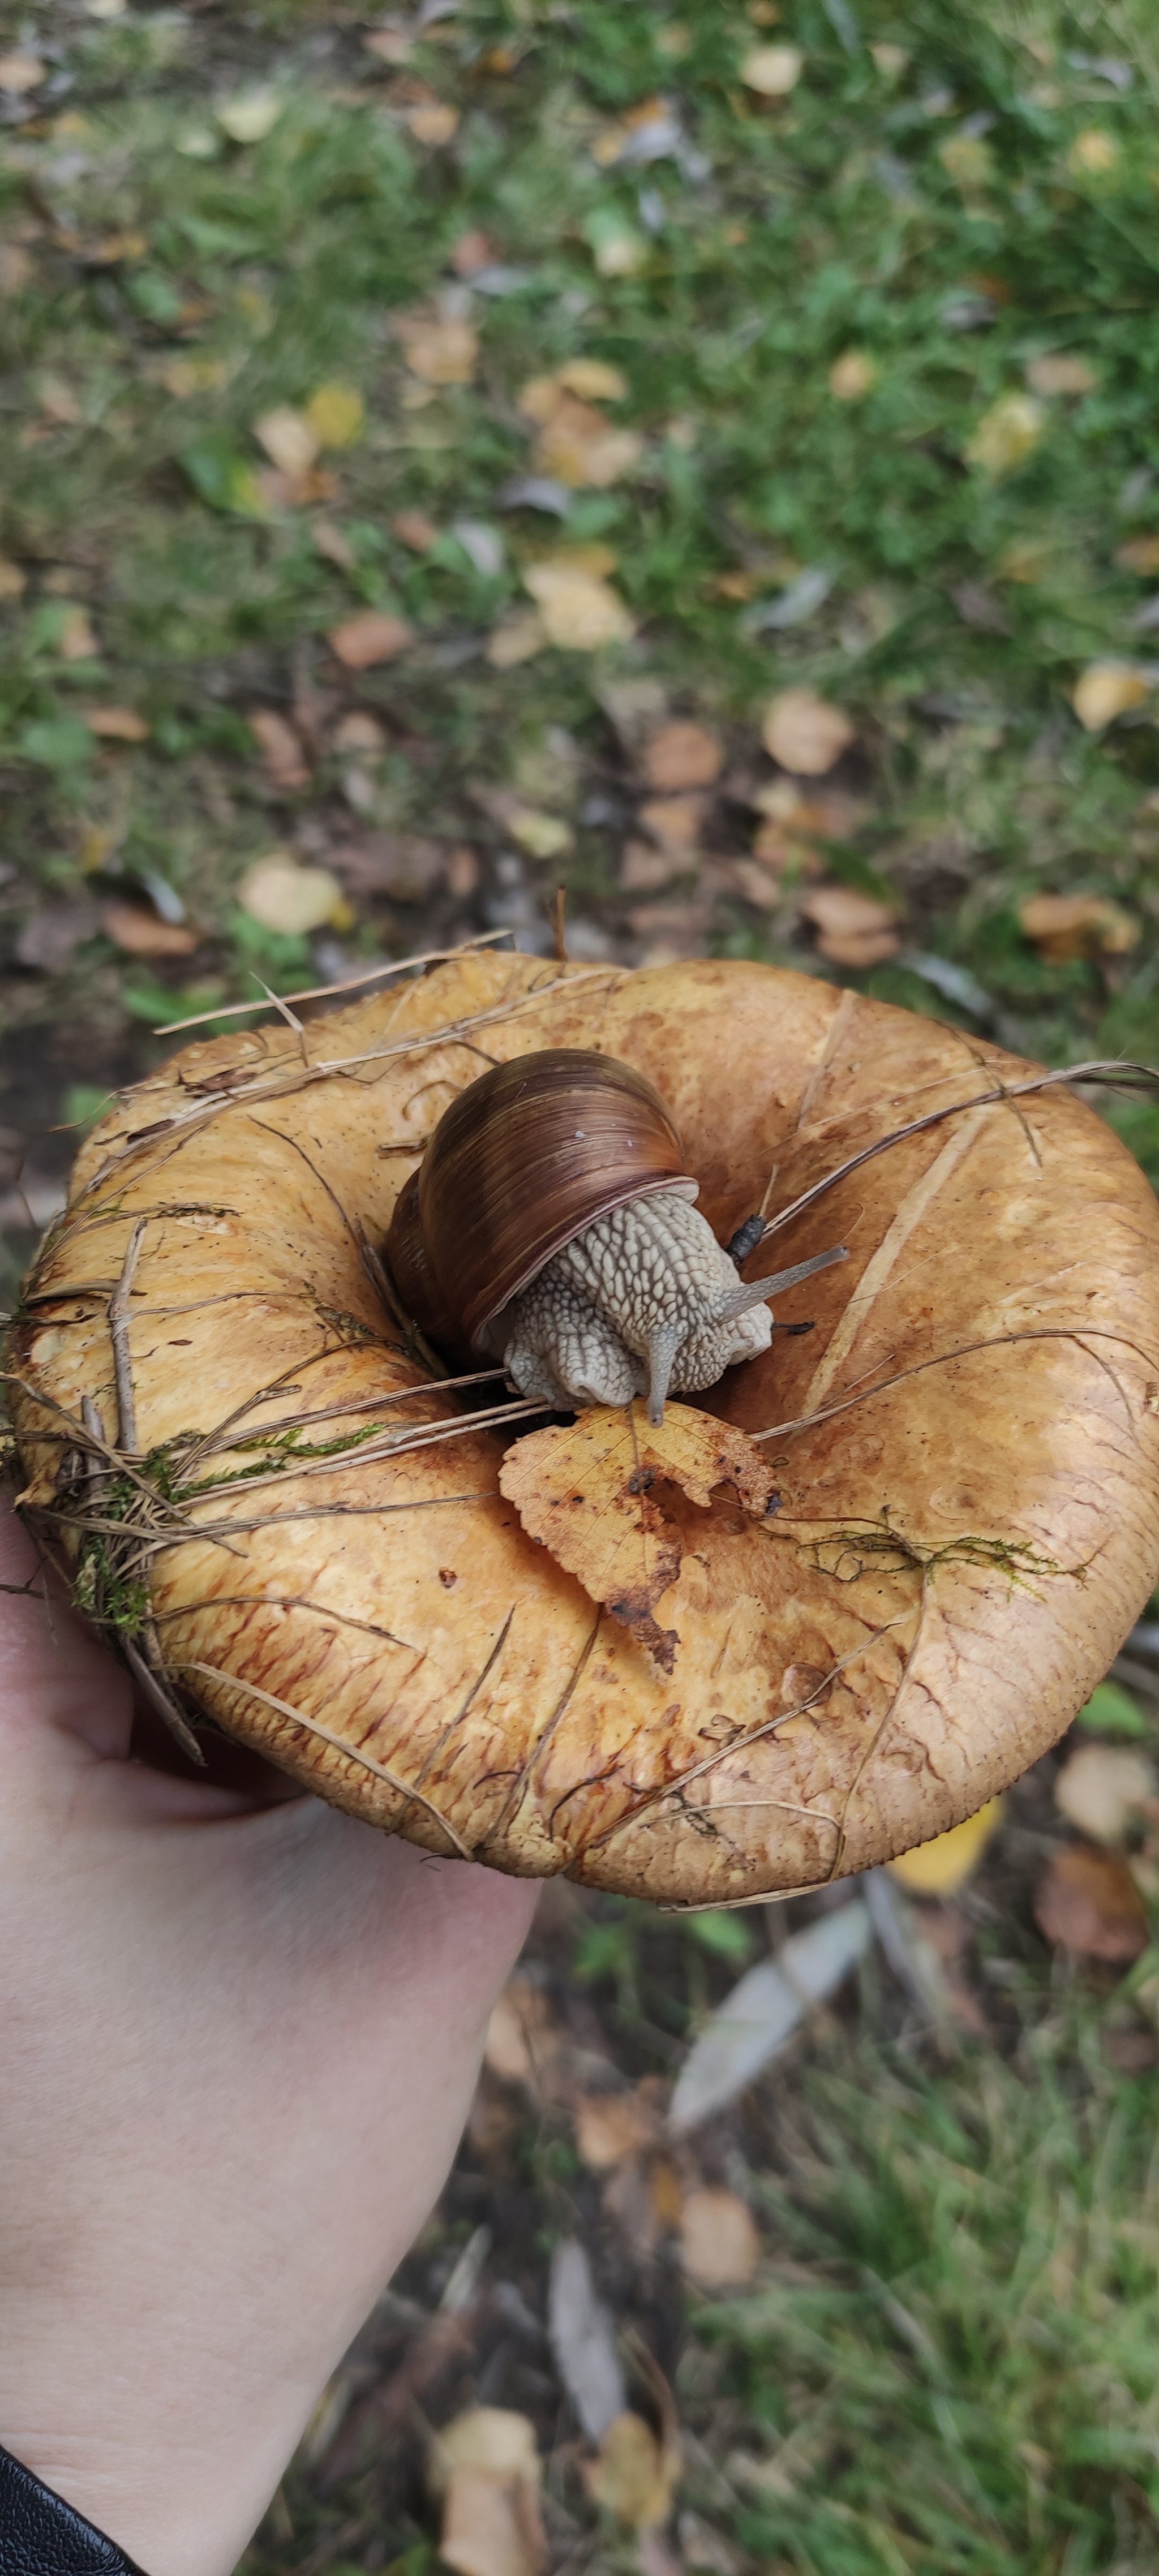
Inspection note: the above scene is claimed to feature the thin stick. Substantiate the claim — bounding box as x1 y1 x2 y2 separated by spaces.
108 1220 145 1453
125 1638 207 1767
152 931 518 1035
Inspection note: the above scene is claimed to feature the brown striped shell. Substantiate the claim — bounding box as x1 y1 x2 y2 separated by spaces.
385 1048 696 1353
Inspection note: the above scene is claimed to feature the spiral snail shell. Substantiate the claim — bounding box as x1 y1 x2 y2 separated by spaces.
385 1047 847 1423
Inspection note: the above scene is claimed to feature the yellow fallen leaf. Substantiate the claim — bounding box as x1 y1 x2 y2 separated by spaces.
1068 128 1119 177
253 407 319 478
1025 352 1096 398
887 1796 1003 1896
679 2188 761 2289
965 392 1044 476
522 562 634 651
499 1402 778 1672
829 349 877 401
486 609 547 668
506 806 574 861
517 375 565 425
556 357 628 401
741 44 803 94
574 2086 660 2170
161 355 231 397
238 852 343 936
800 884 900 968
533 394 643 489
433 2409 546 2576
407 100 460 144
217 87 282 142
1019 890 1138 962
1054 1743 1157 1846
0 50 45 92
84 706 148 741
304 382 364 449
762 687 855 775
586 2413 678 2529
1072 660 1151 730
394 312 478 384
59 609 98 662
939 133 994 194
327 610 413 669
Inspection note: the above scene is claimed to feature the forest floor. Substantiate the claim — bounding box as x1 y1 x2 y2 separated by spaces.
5 0 1159 2567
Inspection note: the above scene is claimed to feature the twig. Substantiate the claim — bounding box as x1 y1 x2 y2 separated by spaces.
108 1220 145 1453
151 929 518 1035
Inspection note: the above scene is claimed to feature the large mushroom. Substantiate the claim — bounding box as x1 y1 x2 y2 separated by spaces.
8 949 1159 1907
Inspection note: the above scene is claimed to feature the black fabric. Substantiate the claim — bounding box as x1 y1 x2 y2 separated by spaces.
0 2446 149 2575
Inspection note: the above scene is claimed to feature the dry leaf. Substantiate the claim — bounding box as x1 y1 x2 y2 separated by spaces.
679 2189 761 2289
499 1403 778 1673
574 2085 661 2171
669 1903 871 2131
452 227 493 276
407 100 460 144
101 902 198 958
433 2410 546 2576
238 852 342 936
887 1796 1003 1896
364 28 412 63
638 794 708 857
84 706 148 742
392 508 439 551
642 721 722 791
312 518 356 571
522 562 633 651
394 312 478 384
327 611 413 669
254 407 319 478
762 688 854 775
940 134 994 195
1072 660 1151 729
829 350 877 401
531 393 643 491
800 885 900 968
1026 352 1096 398
548 2240 626 2441
218 87 282 141
58 609 98 662
1115 536 1159 577
619 841 677 894
0 51 45 92
248 708 309 789
1054 1744 1157 1844
1019 891 1138 962
741 44 803 94
0 557 27 598
965 393 1044 475
161 355 231 397
486 610 547 668
1034 1844 1149 1961
557 357 628 401
485 1976 559 2088
587 2412 679 2530
1069 128 1119 177
506 806 574 861
0 245 34 294
304 383 364 448
333 711 385 755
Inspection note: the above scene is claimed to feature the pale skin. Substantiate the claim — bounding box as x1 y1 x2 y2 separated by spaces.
0 1498 537 2576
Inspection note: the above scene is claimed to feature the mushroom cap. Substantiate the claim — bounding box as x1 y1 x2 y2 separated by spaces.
10 951 1159 1906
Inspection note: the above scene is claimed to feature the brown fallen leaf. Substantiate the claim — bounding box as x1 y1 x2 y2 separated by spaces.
486 610 547 668
83 706 148 742
1054 1744 1157 1845
0 245 34 295
254 406 319 479
0 556 27 597
499 1402 778 1674
829 350 877 401
574 2083 662 2171
625 900 712 949
333 711 385 755
433 2409 546 2576
311 518 357 572
407 100 460 145
799 884 900 968
451 227 493 276
1034 1844 1150 1962
762 688 855 776
248 707 310 788
0 50 45 92
484 1976 560 2089
679 2188 761 2289
59 608 98 661
337 834 445 904
1026 352 1096 398
1071 661 1150 730
619 841 677 894
392 508 439 552
638 794 709 857
529 391 642 491
522 562 633 651
1018 891 1138 963
642 720 723 792
1115 535 1159 577
586 2412 679 2530
327 610 413 669
101 902 198 958
394 311 478 384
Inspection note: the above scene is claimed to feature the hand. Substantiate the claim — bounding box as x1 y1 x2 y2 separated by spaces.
0 1498 536 2576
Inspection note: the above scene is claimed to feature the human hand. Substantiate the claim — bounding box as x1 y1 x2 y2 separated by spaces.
0 1498 537 2576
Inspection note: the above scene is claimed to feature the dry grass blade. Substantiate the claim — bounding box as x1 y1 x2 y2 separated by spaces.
152 930 520 1034
175 1659 470 1856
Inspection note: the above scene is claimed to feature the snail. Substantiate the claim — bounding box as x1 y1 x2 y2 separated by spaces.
385 1048 848 1425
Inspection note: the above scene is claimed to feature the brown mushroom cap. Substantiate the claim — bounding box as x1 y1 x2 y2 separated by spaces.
10 951 1159 1906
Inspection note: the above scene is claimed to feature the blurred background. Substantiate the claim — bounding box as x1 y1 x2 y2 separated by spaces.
5 1 1159 2568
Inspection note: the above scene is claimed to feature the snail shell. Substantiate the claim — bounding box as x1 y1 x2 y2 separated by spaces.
386 1048 696 1356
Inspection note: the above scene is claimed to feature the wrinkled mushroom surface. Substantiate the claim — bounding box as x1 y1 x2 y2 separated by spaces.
10 952 1159 1905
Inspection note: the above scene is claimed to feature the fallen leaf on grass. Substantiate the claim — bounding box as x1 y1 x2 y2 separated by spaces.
522 562 633 651
741 44 803 94
829 349 877 401
965 392 1044 476
312 518 356 571
253 406 319 479
0 50 45 92
248 708 310 788
1018 890 1137 961
304 382 364 448
762 688 854 775
642 721 722 790
433 2410 546 2576
1115 536 1159 577
574 2084 662 2171
486 610 546 667
59 609 98 661
1054 1744 1157 1845
101 901 198 958
499 1403 778 1672
407 100 460 144
83 706 148 741
394 311 478 384
0 246 34 294
1072 660 1151 729
679 2189 761 2289
363 27 412 63
0 557 27 599
1026 352 1096 397
238 851 344 936
518 375 642 489
333 711 385 755
217 87 282 141
451 227 493 276
619 841 677 894
1069 128 1119 176
887 1797 1003 1896
549 2239 626 2441
1034 1844 1149 1960
327 610 413 669
484 1976 559 2089
160 354 231 398
800 884 900 967
587 2412 678 2529
638 793 708 858
392 508 439 552
669 1902 872 2131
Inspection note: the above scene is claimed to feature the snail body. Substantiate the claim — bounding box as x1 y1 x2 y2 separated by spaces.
385 1048 846 1424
